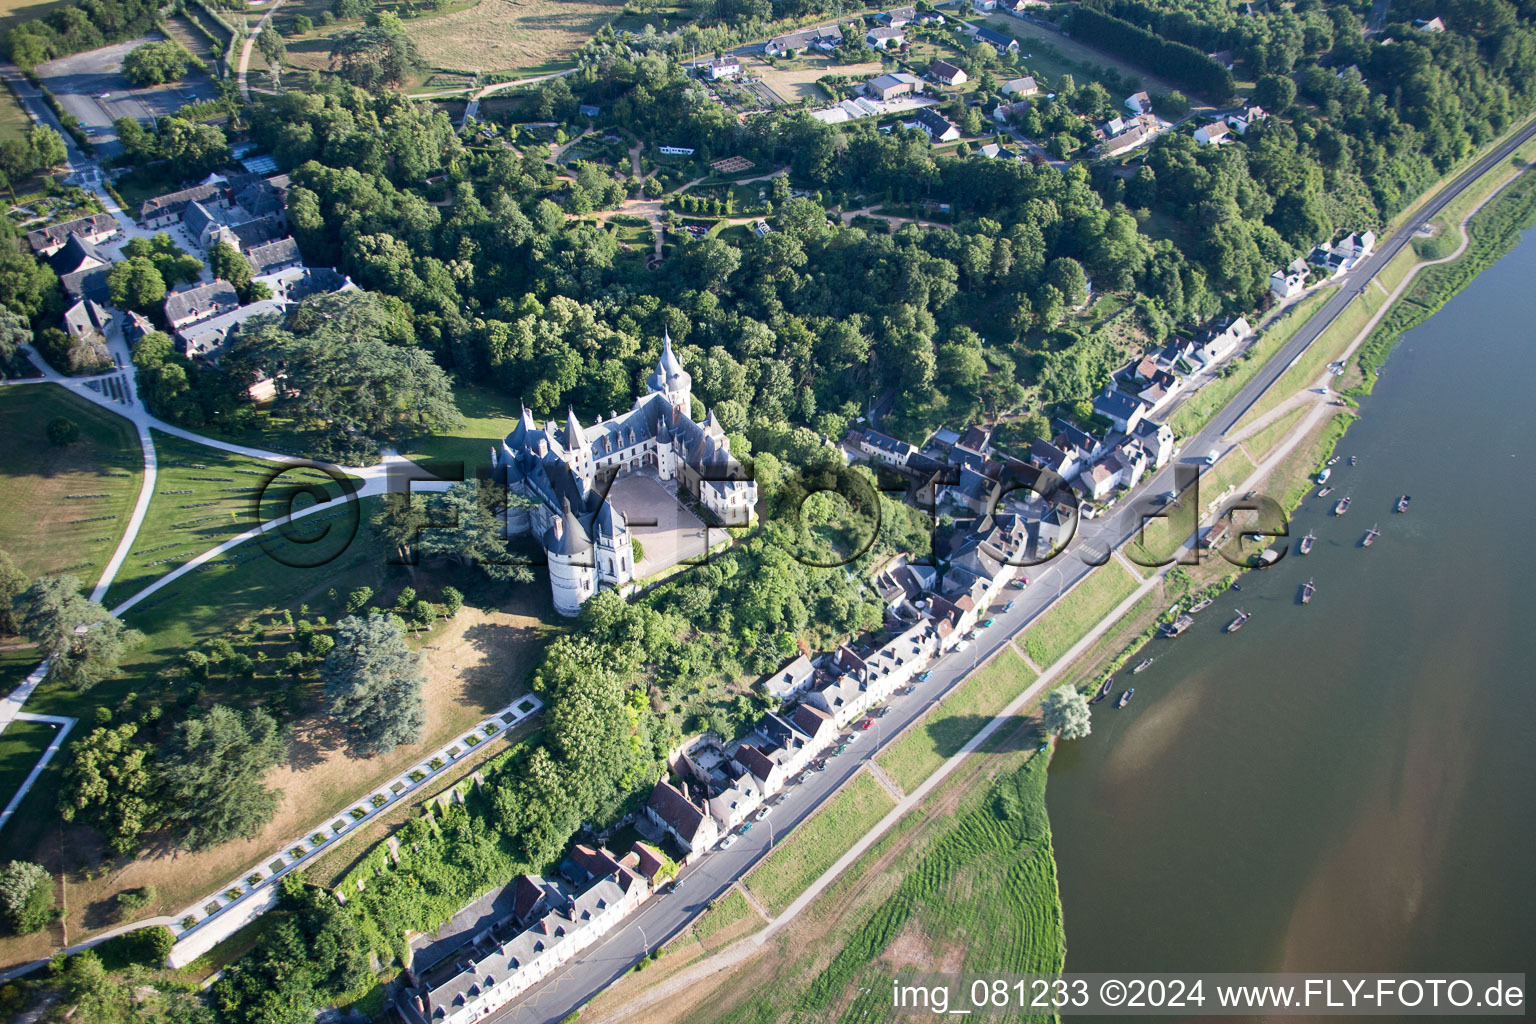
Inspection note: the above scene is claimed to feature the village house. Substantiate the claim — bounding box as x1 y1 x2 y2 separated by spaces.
1092 386 1148 433
763 654 815 702
49 235 112 303
1035 500 1077 557
1194 316 1252 367
26 213 116 257
1001 75 1039 97
865 25 905 49
178 298 286 359
929 59 968 87
399 854 648 1024
1097 113 1163 157
764 25 838 56
1416 15 1446 31
1125 90 1152 114
851 427 917 467
62 297 111 343
164 280 240 332
872 554 938 619
878 5 916 26
140 182 229 230
913 107 961 142
975 25 1020 53
706 56 741 80
1226 105 1268 134
1270 256 1310 298
1308 231 1376 278
644 780 719 859
1194 120 1231 146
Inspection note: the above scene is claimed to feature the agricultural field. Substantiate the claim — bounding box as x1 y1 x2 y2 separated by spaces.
743 768 895 917
101 430 360 608
877 646 1038 792
1021 561 1140 668
0 384 143 583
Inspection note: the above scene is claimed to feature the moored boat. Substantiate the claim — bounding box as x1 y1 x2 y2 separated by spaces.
1226 609 1251 632
1318 486 1333 497
1396 495 1411 513
1162 613 1195 637
1349 455 1357 465
1326 456 1340 466
1362 524 1380 547
1318 467 1331 483
1335 495 1352 515
1088 677 1115 705
1301 579 1316 605
1299 532 1316 555
1188 597 1214 613
1133 658 1154 674
1116 688 1135 708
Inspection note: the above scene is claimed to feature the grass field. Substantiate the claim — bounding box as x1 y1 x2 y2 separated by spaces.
1021 562 1140 669
101 430 359 608
0 719 56 812
691 887 757 944
0 384 143 584
0 84 32 144
1233 289 1386 431
750 55 881 104
1242 404 1308 462
979 14 1182 98
876 646 1037 792
406 0 619 73
404 382 526 470
1170 290 1331 438
743 769 895 917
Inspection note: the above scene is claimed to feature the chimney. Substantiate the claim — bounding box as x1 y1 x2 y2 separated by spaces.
553 516 564 541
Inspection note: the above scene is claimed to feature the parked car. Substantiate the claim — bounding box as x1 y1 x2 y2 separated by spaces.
719 833 738 850
1003 600 1016 612
980 618 995 629
954 640 971 652
903 684 917 695
739 822 753 834
873 706 890 718
859 718 873 730
834 742 849 755
753 805 771 821
917 670 933 682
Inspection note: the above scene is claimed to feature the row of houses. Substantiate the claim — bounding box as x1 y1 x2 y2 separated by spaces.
399 844 659 1023
1269 230 1375 298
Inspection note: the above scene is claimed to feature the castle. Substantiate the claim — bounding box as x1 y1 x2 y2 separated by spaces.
493 335 758 615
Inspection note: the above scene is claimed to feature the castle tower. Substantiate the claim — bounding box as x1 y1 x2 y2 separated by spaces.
646 332 692 414
564 406 594 489
594 500 633 586
545 496 595 617
655 406 676 481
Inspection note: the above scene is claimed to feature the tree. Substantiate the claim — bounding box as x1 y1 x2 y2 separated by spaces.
46 416 78 445
256 25 286 65
1253 74 1297 112
121 40 198 86
291 13 313 32
156 706 287 851
328 26 419 90
0 860 54 934
106 257 166 313
0 302 33 379
0 246 60 320
440 586 463 618
321 615 424 754
17 575 141 691
345 586 373 613
411 599 435 631
416 480 534 583
0 548 26 635
208 241 254 297
1040 684 1092 740
59 721 156 853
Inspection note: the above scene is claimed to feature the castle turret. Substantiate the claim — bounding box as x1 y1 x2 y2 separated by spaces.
545 496 595 617
564 406 594 487
646 332 692 413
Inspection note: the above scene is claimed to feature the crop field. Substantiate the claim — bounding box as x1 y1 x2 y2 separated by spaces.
406 0 623 74
686 753 1065 1024
877 647 1038 792
1021 562 1139 668
0 384 143 582
101 431 360 608
743 769 895 917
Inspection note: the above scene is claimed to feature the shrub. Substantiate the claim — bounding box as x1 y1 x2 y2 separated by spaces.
94 924 176 968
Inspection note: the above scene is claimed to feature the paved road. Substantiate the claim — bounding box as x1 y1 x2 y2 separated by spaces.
482 115 1536 1024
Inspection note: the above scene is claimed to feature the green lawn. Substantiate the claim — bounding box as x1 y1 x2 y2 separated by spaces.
101 431 362 608
0 384 143 583
0 719 56 812
1170 290 1331 438
743 770 895 917
691 887 756 945
1242 404 1308 462
1021 563 1140 668
403 382 527 471
877 646 1038 792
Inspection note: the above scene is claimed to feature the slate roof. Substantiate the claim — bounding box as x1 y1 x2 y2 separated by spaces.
646 781 711 844
245 236 301 274
26 213 115 255
140 183 224 221
164 280 240 326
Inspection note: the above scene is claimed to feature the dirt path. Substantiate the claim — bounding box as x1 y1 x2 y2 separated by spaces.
237 0 285 105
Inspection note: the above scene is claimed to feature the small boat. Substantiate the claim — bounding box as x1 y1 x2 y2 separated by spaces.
1162 613 1195 637
1301 579 1316 605
1115 688 1135 708
1362 524 1380 547
1318 467 1331 483
1231 582 1242 591
1088 677 1114 705
1318 486 1333 497
1396 495 1411 514
1349 455 1357 465
1326 456 1340 466
1226 609 1251 633
1335 496 1352 516
1188 597 1214 613
1133 658 1154 674
1299 532 1316 555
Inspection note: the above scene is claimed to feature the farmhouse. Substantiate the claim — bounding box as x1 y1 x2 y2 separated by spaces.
878 5 916 26
913 107 960 142
1194 120 1231 145
1000 75 1039 96
865 26 905 48
705 56 741 80
974 25 1020 53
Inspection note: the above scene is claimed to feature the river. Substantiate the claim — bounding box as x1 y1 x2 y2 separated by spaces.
1046 225 1536 986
